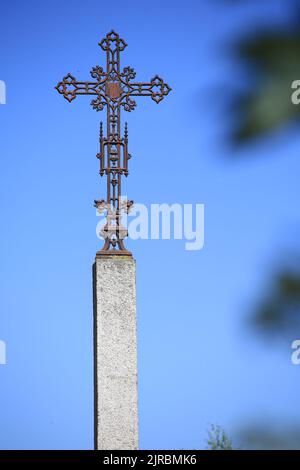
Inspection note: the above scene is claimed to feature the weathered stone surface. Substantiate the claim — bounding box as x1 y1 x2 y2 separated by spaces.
93 255 138 450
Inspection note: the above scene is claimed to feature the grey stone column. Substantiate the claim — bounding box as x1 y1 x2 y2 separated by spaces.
93 254 138 450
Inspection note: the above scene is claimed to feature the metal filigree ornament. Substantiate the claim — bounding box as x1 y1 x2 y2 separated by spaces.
56 31 171 255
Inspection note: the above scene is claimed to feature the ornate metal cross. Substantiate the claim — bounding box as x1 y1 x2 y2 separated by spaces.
56 30 171 255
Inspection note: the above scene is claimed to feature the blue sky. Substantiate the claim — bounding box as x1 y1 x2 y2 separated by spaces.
0 0 300 449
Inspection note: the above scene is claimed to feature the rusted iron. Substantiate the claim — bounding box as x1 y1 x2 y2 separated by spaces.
56 31 171 255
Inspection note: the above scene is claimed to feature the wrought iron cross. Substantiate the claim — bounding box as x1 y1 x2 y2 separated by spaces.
56 30 171 255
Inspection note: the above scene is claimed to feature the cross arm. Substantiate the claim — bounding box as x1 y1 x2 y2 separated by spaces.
55 72 105 103
124 75 171 105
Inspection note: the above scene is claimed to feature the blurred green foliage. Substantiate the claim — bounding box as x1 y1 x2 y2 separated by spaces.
225 3 300 448
251 269 300 336
206 425 234 450
237 424 300 450
233 34 300 142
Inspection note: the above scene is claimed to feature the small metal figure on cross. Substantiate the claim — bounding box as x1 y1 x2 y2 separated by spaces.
56 30 171 255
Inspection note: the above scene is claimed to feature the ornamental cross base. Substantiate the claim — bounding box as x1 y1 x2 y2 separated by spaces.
56 30 171 255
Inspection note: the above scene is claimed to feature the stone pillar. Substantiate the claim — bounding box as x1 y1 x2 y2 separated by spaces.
93 254 138 450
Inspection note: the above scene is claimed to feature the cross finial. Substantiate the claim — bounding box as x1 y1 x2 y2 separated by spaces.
56 31 171 255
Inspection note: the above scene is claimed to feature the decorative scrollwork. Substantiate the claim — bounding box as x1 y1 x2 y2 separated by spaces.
91 95 107 112
55 73 78 102
90 66 105 81
122 66 136 82
150 75 172 103
122 96 137 112
119 199 134 214
99 30 127 52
